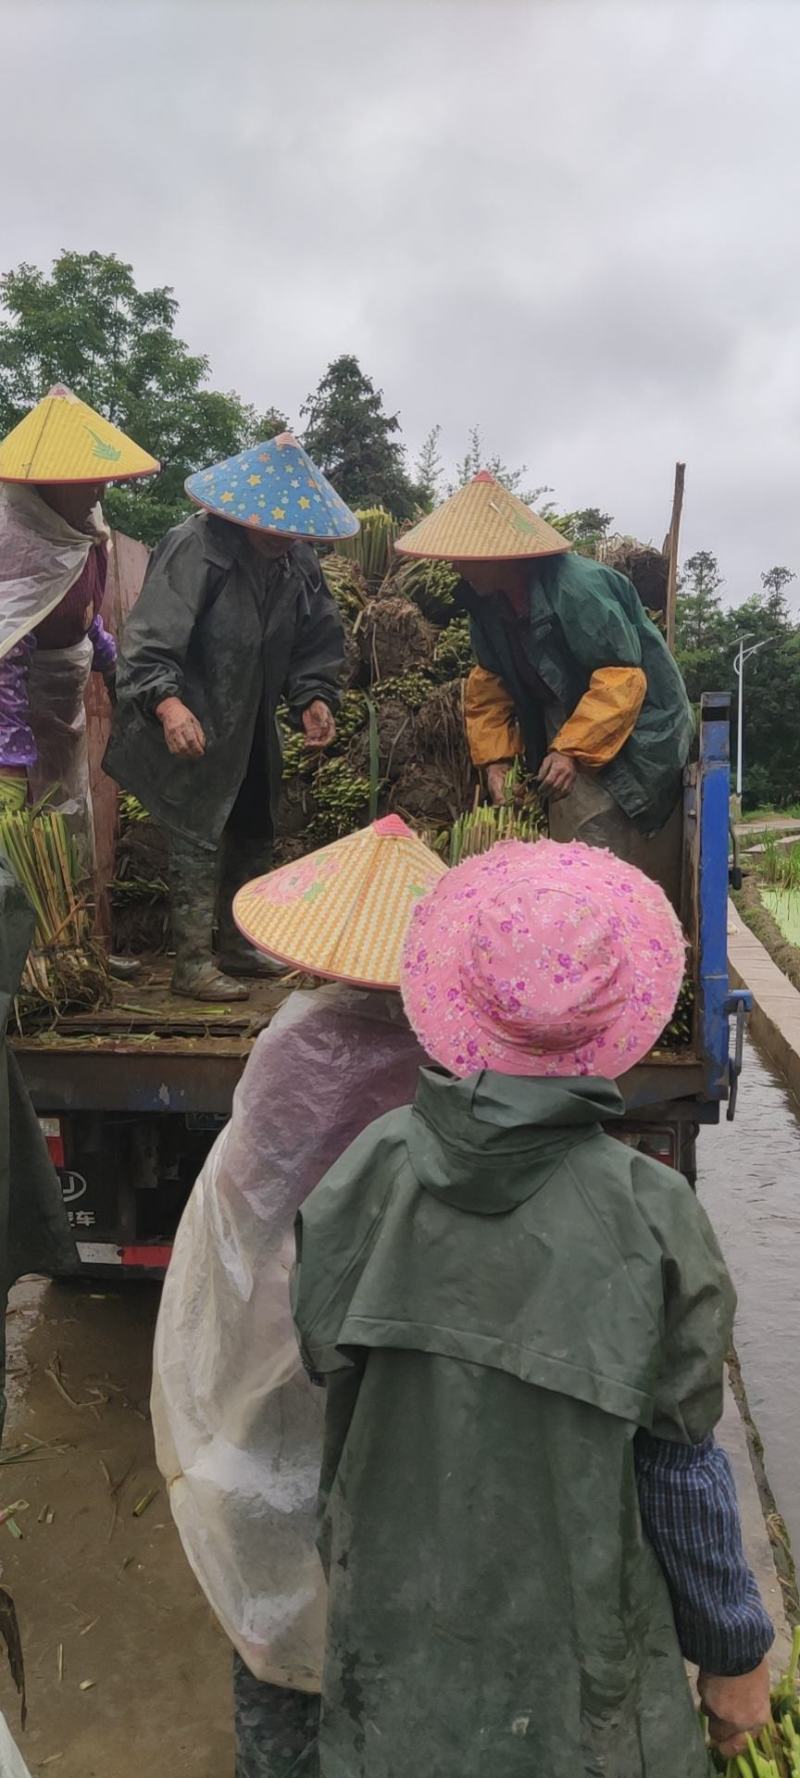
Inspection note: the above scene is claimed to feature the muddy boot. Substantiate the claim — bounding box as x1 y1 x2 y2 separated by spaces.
108 955 141 983
169 835 250 1002
217 836 287 978
233 1651 319 1777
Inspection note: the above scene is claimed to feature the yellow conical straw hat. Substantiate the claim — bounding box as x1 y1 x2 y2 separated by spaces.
396 471 571 562
234 816 448 990
0 384 160 484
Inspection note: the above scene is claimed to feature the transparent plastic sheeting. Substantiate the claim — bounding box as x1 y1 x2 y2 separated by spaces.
0 485 98 662
0 1713 33 1778
151 985 424 1689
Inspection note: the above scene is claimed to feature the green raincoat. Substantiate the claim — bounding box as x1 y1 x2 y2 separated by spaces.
0 862 77 1429
293 1069 731 1778
458 552 694 834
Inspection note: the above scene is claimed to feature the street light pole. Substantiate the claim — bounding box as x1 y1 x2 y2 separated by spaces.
732 634 774 802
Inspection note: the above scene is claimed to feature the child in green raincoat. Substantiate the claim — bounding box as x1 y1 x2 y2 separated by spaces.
293 839 773 1778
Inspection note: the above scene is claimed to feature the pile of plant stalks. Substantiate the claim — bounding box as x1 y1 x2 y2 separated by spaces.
110 794 170 955
0 804 110 1028
597 535 669 633
271 550 482 855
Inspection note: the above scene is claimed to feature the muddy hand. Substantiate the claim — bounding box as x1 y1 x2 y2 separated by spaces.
486 762 512 806
536 751 577 801
156 696 206 759
699 1661 771 1756
302 700 336 749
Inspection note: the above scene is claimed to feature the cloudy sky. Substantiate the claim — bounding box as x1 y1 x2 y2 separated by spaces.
3 0 800 606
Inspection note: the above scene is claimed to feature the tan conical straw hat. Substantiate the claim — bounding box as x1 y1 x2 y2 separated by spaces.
0 385 159 484
397 471 571 562
233 816 448 990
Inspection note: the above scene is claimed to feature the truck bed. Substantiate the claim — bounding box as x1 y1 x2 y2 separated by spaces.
12 960 291 1114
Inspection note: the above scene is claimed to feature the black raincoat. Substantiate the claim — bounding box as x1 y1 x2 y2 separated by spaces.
104 513 345 847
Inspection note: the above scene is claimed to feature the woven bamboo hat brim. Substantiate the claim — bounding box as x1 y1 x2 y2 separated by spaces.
396 471 572 562
185 431 359 542
0 385 159 484
233 815 448 990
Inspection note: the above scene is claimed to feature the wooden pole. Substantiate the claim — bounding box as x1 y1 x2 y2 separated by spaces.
663 461 685 653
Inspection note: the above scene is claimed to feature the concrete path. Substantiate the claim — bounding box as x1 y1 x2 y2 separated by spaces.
728 900 800 1105
719 1382 791 1671
735 818 800 835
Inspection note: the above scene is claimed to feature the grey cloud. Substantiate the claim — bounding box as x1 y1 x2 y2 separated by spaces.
2 0 800 598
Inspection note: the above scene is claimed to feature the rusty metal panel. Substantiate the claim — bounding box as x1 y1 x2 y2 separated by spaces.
86 530 150 928
14 1046 246 1115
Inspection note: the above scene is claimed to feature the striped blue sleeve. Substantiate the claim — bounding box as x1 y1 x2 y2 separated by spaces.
635 1430 774 1676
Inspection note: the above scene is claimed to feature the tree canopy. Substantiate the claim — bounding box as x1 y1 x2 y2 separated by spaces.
675 552 800 808
0 252 284 544
301 355 423 520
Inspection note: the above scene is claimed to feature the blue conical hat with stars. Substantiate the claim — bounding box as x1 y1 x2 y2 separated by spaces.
185 432 359 541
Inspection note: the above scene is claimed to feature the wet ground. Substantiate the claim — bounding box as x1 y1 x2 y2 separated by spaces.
698 1036 800 1557
0 1279 229 1776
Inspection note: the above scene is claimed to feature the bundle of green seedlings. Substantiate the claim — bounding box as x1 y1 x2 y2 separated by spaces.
334 507 397 587
0 803 110 1026
444 761 545 864
710 1625 800 1776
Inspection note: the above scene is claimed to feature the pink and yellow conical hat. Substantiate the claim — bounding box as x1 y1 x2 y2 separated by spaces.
396 471 571 562
0 385 159 484
233 816 448 990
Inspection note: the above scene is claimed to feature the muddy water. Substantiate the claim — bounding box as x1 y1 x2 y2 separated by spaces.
697 1038 800 1556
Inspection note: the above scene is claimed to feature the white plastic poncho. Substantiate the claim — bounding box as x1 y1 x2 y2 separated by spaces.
0 485 104 662
151 985 425 1691
0 1712 33 1778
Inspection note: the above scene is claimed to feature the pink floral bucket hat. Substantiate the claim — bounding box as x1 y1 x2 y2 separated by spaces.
400 839 685 1080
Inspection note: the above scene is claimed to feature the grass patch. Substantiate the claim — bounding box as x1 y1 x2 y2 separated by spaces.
741 802 800 824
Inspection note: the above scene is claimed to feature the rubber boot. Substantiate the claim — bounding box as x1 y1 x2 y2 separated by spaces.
169 835 250 1002
217 835 287 978
108 955 142 982
233 1651 319 1777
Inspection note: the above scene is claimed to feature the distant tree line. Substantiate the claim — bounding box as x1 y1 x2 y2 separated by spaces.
1 252 796 808
675 553 800 810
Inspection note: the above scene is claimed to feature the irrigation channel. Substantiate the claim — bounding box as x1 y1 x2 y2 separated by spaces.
698 1035 800 1564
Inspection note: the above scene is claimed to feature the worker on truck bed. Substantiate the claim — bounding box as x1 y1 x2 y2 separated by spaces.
150 817 445 1776
104 433 354 1002
396 472 694 906
0 384 159 973
293 839 773 1778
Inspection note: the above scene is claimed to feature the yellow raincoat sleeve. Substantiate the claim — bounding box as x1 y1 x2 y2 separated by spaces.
552 666 647 767
464 666 524 768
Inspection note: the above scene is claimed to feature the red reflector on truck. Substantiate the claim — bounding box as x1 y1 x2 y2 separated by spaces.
38 1116 64 1169
120 1245 173 1270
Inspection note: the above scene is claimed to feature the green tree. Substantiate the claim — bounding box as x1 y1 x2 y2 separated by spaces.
543 505 613 551
415 424 444 508
449 425 547 507
760 564 796 620
676 551 726 650
301 355 422 520
0 251 285 544
731 585 800 808
673 552 800 807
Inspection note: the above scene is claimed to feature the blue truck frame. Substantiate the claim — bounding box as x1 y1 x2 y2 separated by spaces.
12 690 748 1276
